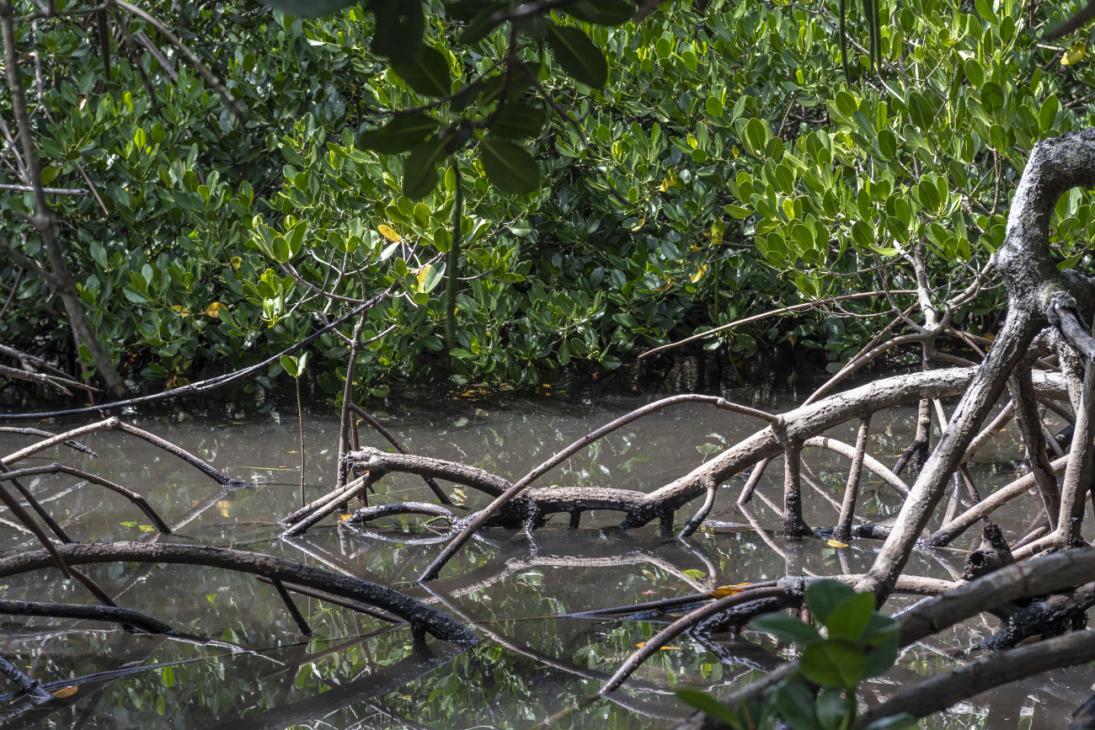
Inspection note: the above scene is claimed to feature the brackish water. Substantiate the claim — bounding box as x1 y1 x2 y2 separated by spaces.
0 383 1090 728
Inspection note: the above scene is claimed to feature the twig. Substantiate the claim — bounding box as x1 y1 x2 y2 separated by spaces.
639 290 917 359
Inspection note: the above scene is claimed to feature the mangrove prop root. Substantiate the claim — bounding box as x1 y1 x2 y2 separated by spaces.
0 542 475 645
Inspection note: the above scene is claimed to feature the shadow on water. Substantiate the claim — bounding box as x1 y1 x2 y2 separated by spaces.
0 376 1090 728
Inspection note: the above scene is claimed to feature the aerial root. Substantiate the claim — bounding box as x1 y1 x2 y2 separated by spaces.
0 542 476 645
281 367 1065 579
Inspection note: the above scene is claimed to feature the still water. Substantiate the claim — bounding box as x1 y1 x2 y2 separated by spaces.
0 383 1089 728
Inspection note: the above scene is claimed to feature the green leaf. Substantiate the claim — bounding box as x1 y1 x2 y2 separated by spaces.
369 0 424 63
805 580 856 624
489 103 547 140
824 592 876 641
546 23 608 88
864 713 918 729
280 352 308 378
563 0 635 26
417 262 444 293
264 0 357 17
479 138 540 195
815 688 851 730
863 614 900 677
40 165 61 186
403 137 448 199
775 679 824 730
674 689 740 726
1039 94 1060 133
390 46 452 98
800 640 868 689
358 113 438 153
458 5 506 44
748 613 822 644
742 118 770 156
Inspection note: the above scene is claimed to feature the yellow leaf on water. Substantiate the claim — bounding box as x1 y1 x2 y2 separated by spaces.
710 582 752 598
1062 43 1086 66
378 224 402 242
52 686 78 699
826 538 849 549
205 301 224 318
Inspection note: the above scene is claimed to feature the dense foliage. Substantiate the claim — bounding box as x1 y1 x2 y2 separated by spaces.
1 0 1093 398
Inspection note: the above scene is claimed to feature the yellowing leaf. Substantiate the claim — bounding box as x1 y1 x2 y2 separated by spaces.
378 224 402 242
205 301 224 318
230 256 242 271
826 538 849 549
710 582 752 598
52 686 78 699
1062 43 1086 66
690 264 708 284
710 219 725 245
416 263 434 292
338 513 352 522
216 499 232 518
682 568 706 579
170 305 190 317
658 170 679 192
634 642 679 651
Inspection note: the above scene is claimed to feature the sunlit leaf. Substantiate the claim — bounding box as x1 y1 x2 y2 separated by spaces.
1062 42 1086 66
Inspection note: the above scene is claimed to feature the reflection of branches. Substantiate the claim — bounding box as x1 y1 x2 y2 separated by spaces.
203 646 464 730
422 583 690 723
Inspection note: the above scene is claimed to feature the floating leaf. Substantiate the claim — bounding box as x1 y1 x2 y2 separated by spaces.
826 538 849 549
52 686 78 699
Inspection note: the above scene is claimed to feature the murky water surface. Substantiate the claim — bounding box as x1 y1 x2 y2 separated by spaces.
0 382 1088 728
